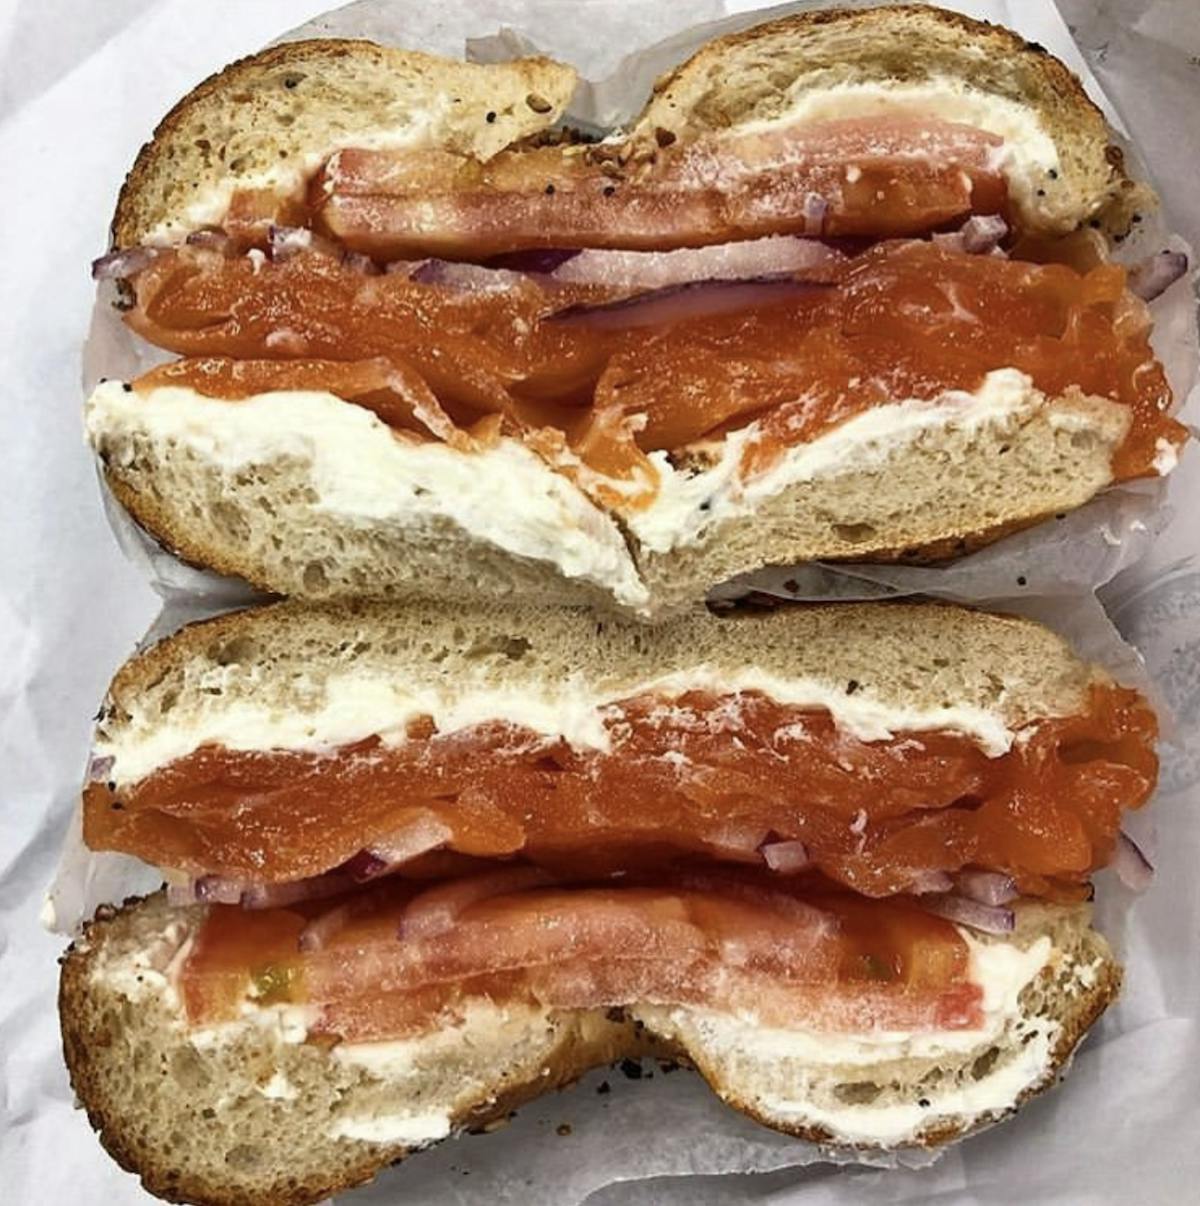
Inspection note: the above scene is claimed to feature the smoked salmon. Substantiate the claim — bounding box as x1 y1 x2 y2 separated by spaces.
85 683 1157 901
125 239 1183 499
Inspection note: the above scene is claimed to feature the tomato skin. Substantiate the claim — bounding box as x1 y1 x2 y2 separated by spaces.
179 875 984 1039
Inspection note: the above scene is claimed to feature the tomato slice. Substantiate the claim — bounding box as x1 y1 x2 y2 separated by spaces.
178 874 984 1039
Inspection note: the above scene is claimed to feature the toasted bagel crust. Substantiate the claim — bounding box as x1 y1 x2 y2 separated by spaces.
61 892 1120 1206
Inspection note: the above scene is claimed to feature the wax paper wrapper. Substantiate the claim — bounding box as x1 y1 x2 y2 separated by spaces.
4 1 1200 1205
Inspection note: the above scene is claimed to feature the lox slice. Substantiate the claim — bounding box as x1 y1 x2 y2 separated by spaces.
121 240 1182 494
85 681 1157 900
178 871 982 1042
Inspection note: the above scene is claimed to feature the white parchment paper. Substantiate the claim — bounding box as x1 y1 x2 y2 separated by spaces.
3 2 1199 1204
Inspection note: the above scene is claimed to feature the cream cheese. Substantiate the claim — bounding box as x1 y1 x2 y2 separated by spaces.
325 1004 553 1145
85 381 648 610
95 907 1058 1150
258 1070 299 1101
624 368 1046 554
140 112 446 246
637 935 1052 1068
188 1002 317 1051
734 79 1062 223
331 1003 554 1079
89 920 192 1010
757 1021 1057 1145
96 658 1017 786
1152 437 1179 476
327 1110 453 1145
638 931 1057 1145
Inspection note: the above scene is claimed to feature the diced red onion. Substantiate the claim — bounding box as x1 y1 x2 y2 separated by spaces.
760 839 810 873
194 876 248 905
550 235 843 291
86 753 115 783
166 881 199 907
1127 250 1189 301
298 902 354 952
802 193 828 235
959 214 1008 254
920 893 1016 935
954 869 1018 907
342 850 390 881
1113 830 1154 892
907 870 954 895
346 814 454 883
399 866 556 941
91 246 159 280
267 224 313 260
185 228 234 253
704 823 772 863
550 277 829 330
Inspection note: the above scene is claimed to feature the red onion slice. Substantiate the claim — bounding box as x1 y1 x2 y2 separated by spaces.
385 258 429 277
1127 250 1189 301
346 814 454 883
954 870 1018 907
550 235 843 291
399 865 557 941
1113 830 1154 892
166 871 354 909
91 246 159 281
86 753 115 783
920 893 1016 935
760 840 810 873
240 874 355 910
550 277 829 330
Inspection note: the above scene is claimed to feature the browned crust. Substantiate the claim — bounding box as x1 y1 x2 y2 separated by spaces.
114 40 383 249
650 4 1100 113
101 462 283 594
59 897 659 1206
693 947 1122 1148
646 4 1126 187
113 5 1138 251
61 894 1120 1206
111 39 569 249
